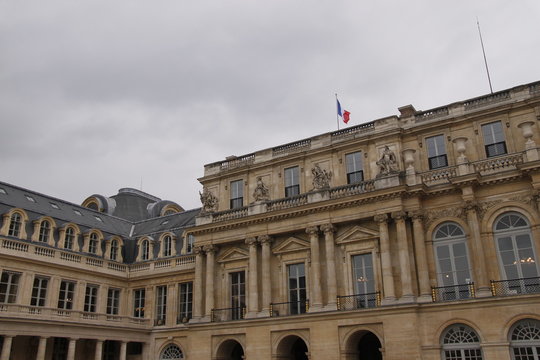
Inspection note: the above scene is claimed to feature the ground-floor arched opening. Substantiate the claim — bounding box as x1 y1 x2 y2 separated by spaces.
276 335 309 360
215 339 245 360
344 330 382 360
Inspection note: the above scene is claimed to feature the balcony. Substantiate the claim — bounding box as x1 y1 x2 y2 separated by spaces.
431 283 475 302
337 292 380 310
270 300 309 317
211 306 246 322
490 277 540 296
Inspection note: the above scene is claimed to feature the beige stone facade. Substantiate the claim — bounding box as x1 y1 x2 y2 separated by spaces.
2 81 540 359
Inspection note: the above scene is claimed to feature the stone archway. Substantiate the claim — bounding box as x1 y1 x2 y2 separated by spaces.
215 339 245 360
275 335 309 360
343 330 382 360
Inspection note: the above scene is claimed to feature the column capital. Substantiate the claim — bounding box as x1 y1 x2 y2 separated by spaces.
245 237 258 246
409 210 424 221
391 211 407 221
320 223 336 234
306 226 319 235
203 244 217 254
374 214 388 223
258 235 273 244
194 245 205 255
463 200 480 212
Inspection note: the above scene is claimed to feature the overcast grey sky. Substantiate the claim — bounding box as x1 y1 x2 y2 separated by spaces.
1 1 539 210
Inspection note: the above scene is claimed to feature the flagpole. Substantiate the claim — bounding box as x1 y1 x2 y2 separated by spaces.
335 93 340 131
477 17 493 94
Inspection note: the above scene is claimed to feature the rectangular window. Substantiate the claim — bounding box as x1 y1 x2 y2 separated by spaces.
351 254 376 308
0 271 21 304
58 281 75 310
178 282 193 322
156 285 167 324
426 135 448 169
288 263 307 315
345 152 364 184
31 276 49 307
84 284 98 313
284 166 300 197
107 288 120 315
230 180 244 209
482 121 507 157
230 272 245 320
133 288 145 318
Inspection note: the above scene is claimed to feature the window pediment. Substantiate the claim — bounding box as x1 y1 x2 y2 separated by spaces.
272 236 310 255
217 247 249 263
336 226 379 245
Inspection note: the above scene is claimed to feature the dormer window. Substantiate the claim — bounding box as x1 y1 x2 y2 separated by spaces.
110 240 119 261
8 213 22 237
89 233 99 254
141 240 150 261
38 220 51 243
163 235 172 257
64 227 75 250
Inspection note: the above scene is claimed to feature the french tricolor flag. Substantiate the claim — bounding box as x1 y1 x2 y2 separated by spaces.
336 98 350 124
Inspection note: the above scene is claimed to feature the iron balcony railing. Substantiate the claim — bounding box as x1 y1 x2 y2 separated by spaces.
337 292 380 310
211 306 246 322
490 277 540 296
270 300 309 317
431 283 475 302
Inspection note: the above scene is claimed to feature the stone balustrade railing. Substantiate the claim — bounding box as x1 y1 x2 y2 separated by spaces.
272 138 311 156
266 194 309 211
472 152 524 174
415 106 449 122
0 238 195 276
330 122 375 141
211 207 249 222
329 180 376 199
419 166 458 185
0 303 150 327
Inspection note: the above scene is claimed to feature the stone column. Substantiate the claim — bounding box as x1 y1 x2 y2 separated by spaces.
119 341 127 360
306 226 322 311
1 335 13 360
259 235 273 316
94 340 103 360
410 211 432 302
375 214 395 303
36 337 48 360
66 338 77 360
191 246 205 322
393 211 414 301
245 237 259 318
464 201 491 297
204 244 217 320
321 223 337 310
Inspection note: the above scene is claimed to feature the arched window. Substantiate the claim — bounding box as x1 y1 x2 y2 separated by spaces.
494 213 539 284
510 319 540 359
441 324 483 360
141 240 149 261
163 235 172 257
160 344 184 359
433 222 473 300
186 234 194 254
110 240 119 261
89 233 99 254
64 227 75 250
38 220 51 243
8 213 22 237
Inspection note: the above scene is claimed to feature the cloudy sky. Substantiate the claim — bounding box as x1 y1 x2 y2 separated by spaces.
1 1 539 210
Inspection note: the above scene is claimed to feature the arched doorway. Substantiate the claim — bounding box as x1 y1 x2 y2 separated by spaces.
215 339 244 360
276 335 309 360
344 330 382 360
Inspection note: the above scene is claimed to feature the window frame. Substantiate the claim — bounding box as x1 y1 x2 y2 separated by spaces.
8 212 22 238
38 220 51 243
229 179 244 209
84 284 99 313
162 235 172 257
345 151 364 184
287 262 307 315
441 324 483 360
156 285 167 324
31 276 49 307
229 271 246 320
64 227 75 250
0 271 21 304
178 282 193 322
106 288 120 315
426 134 448 169
133 288 146 318
481 121 507 157
284 166 300 198
58 280 75 310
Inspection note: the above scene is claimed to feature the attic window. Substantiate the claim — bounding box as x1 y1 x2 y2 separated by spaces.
73 209 82 216
25 195 36 203
0 188 6 194
50 203 60 209
94 216 103 222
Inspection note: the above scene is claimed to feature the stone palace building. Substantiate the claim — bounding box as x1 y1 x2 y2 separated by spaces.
1 81 540 360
